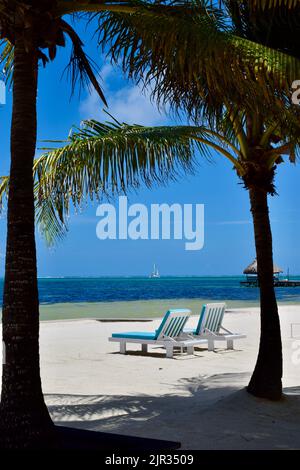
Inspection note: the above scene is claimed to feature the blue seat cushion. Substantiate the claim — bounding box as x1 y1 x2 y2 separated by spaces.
112 331 156 340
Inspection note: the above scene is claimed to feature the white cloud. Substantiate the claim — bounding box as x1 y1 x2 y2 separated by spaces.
79 63 168 126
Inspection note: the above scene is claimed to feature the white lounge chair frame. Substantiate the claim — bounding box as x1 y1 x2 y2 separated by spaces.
109 309 207 358
194 303 246 351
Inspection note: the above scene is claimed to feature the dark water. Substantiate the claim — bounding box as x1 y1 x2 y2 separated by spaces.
0 276 299 305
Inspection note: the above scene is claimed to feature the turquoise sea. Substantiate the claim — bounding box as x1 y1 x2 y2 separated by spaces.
0 276 299 320
1 275 300 305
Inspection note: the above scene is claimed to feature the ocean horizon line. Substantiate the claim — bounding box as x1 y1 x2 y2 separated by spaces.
0 274 253 280
0 274 299 280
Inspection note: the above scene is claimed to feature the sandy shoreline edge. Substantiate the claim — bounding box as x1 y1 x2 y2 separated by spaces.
2 298 300 322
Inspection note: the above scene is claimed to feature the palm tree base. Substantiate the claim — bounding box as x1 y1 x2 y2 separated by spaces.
246 381 283 401
0 407 55 449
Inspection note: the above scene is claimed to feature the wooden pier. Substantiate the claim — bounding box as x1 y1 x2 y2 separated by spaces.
240 279 300 288
241 259 300 288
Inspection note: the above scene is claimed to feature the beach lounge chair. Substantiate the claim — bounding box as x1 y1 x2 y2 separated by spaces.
109 309 207 358
186 303 246 351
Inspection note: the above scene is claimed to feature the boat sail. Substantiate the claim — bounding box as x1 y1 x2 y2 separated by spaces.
149 263 160 278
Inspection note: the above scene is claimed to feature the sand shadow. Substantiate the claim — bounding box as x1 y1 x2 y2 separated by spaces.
110 349 206 359
45 373 300 450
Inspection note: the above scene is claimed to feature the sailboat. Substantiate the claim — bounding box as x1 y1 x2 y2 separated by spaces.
149 263 160 278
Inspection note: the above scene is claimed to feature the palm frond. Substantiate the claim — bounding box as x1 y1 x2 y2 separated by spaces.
253 0 300 8
0 39 14 85
0 176 9 211
60 19 107 104
38 118 210 194
226 1 300 59
0 18 107 104
95 0 300 121
2 111 299 245
32 118 228 243
0 169 68 244
35 180 69 245
56 0 142 16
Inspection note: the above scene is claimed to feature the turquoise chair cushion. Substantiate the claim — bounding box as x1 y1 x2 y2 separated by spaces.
112 332 156 340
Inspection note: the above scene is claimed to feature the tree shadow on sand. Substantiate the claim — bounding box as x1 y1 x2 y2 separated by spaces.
45 373 300 450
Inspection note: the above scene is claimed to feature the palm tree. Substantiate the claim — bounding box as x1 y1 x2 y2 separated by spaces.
0 0 158 449
0 0 298 447
221 0 300 400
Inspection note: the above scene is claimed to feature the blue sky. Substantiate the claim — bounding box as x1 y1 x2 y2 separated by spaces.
0 20 299 277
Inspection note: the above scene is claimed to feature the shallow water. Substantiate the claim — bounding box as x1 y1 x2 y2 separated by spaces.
1 276 299 321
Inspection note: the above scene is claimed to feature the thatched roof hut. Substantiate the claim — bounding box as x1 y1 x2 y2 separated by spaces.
243 259 283 275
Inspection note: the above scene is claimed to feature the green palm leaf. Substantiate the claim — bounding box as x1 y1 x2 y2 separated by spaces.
95 0 300 119
1 109 298 245
1 118 233 244
0 39 14 84
253 1 300 7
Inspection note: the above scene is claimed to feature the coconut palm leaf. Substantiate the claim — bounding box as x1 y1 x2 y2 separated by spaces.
0 117 243 244
29 107 300 242
2 107 299 244
94 0 300 120
253 1 300 7
59 19 107 104
226 1 300 59
0 12 107 103
37 118 212 196
0 176 9 211
56 1 300 119
0 39 14 84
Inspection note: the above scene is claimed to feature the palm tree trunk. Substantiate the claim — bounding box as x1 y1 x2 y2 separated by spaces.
0 39 54 448
247 185 283 400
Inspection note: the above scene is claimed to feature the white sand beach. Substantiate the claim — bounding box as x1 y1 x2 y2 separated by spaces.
1 305 300 449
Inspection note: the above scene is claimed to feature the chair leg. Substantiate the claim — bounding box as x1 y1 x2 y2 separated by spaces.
120 342 126 354
142 344 148 354
227 339 234 350
208 340 214 351
165 344 174 358
186 345 194 355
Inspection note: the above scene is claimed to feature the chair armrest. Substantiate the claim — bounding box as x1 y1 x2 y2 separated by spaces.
219 326 233 334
